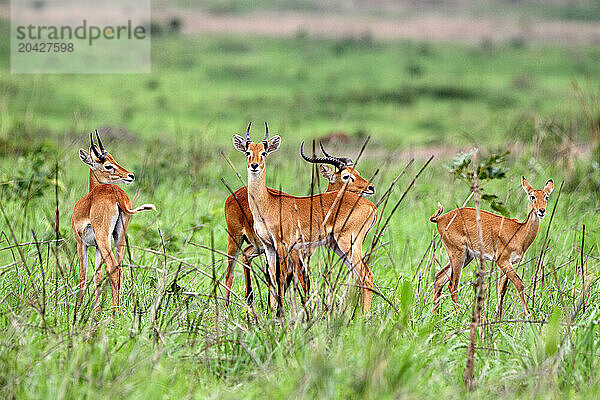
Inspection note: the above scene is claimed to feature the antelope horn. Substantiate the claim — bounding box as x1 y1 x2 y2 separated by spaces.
319 142 353 167
89 131 103 159
300 141 345 169
246 122 252 142
95 130 107 155
263 122 269 142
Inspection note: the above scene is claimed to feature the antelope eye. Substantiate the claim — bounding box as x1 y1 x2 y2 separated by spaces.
530 195 536 201
260 151 266 157
104 164 114 170
245 151 251 157
342 174 350 181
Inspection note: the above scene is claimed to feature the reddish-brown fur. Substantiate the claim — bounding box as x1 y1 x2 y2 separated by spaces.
430 177 553 318
233 125 378 315
224 164 375 305
72 133 156 310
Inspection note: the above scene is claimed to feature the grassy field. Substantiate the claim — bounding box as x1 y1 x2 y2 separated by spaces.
1 18 600 398
161 0 600 22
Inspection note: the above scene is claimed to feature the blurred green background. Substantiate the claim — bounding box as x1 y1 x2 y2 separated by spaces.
1 1 599 398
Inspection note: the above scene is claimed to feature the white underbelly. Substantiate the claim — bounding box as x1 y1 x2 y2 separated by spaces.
467 248 523 265
468 249 495 262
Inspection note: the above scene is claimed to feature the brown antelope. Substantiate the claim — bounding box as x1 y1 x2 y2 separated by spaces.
430 176 554 318
72 131 156 310
223 141 375 305
232 123 378 315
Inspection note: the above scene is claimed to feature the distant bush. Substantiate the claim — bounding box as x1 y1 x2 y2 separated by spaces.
406 62 424 78
445 149 511 215
168 17 183 34
320 87 416 105
145 79 160 91
146 18 183 37
416 43 433 57
295 28 309 40
331 32 375 55
509 36 527 49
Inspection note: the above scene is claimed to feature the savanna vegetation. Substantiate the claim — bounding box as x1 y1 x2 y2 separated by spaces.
0 13 599 398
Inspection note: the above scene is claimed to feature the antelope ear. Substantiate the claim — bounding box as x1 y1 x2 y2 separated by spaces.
319 164 336 183
79 149 98 170
521 176 534 194
266 135 281 154
232 135 247 153
544 179 554 194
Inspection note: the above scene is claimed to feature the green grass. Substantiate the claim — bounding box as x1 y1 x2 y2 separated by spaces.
2 21 600 147
1 21 600 398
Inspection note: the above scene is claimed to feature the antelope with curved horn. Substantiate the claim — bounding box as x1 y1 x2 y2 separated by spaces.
224 134 375 305
72 131 156 310
430 177 554 318
232 123 378 315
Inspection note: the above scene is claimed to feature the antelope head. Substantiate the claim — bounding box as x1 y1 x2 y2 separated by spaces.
233 122 281 180
79 130 135 185
522 176 554 219
300 141 375 196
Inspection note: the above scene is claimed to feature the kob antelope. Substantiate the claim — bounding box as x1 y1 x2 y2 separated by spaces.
224 141 375 305
233 123 378 315
72 131 156 309
430 177 553 318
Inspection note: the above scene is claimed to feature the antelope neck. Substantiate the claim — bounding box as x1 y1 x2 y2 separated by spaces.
519 210 541 249
88 169 103 192
246 168 270 217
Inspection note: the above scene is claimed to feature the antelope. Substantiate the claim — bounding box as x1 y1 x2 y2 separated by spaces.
72 131 156 310
223 141 376 305
232 123 378 315
430 176 554 318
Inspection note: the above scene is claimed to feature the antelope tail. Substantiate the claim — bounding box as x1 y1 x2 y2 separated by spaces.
429 202 443 223
120 203 157 215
